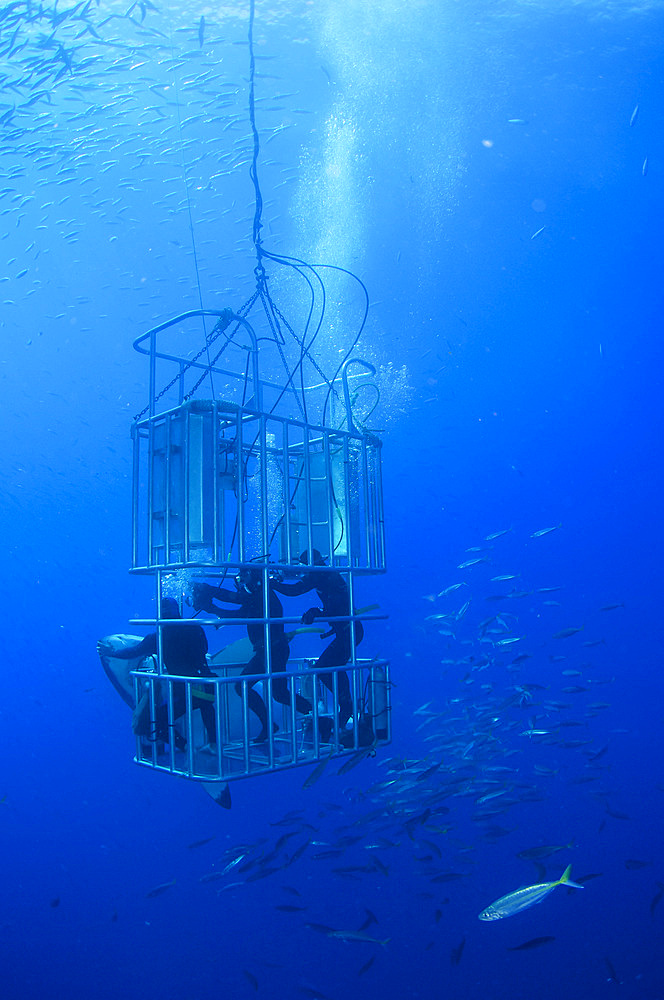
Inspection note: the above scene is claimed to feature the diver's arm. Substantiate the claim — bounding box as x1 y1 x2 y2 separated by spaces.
301 606 323 625
192 582 243 617
213 587 244 605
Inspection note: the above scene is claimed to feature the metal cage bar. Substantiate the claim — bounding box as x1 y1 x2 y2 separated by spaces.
131 660 391 783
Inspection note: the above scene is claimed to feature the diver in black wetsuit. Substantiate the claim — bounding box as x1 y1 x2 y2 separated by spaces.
97 597 217 750
192 568 312 743
273 550 363 729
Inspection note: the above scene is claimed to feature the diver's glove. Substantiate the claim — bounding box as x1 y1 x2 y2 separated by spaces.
192 582 219 614
301 606 322 626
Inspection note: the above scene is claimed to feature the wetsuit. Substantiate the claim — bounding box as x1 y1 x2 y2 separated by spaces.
195 582 312 741
113 623 216 747
274 570 363 726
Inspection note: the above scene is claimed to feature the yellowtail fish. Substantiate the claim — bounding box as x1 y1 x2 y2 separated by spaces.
478 864 583 920
303 751 333 789
507 935 555 950
530 524 561 538
517 841 574 861
326 929 390 947
553 625 584 639
336 746 375 775
145 878 176 898
485 528 511 540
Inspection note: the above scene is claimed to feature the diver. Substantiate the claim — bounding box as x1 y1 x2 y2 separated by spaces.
97 597 217 752
192 567 312 743
273 550 363 731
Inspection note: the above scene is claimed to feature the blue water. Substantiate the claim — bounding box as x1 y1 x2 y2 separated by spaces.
2 0 663 997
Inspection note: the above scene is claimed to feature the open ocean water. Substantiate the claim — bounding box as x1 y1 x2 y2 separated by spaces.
1 0 663 997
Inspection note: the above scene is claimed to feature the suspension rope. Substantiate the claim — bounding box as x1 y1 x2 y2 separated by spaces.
246 0 308 420
145 0 371 430
248 0 264 278
168 31 216 401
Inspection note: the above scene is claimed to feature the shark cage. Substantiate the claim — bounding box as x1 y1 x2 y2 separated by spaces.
118 305 391 795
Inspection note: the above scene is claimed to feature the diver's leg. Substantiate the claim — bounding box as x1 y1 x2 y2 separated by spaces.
271 674 312 715
271 642 311 715
235 655 270 741
315 637 353 724
155 683 187 749
195 698 217 745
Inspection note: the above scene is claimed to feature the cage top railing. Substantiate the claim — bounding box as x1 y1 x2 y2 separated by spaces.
133 309 264 418
133 309 381 438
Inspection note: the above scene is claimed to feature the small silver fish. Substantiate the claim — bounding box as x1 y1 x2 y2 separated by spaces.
326 929 390 947
146 878 176 898
531 524 561 538
303 752 332 789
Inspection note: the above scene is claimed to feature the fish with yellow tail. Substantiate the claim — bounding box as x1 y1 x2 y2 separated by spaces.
479 864 583 920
